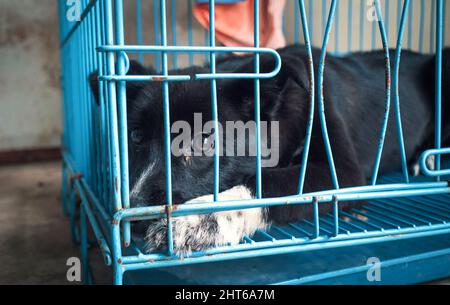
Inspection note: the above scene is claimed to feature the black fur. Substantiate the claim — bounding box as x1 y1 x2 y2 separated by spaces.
90 45 450 227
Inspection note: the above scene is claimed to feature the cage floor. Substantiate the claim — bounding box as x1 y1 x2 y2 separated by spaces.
127 172 450 260
119 172 450 284
124 190 450 284
124 232 450 285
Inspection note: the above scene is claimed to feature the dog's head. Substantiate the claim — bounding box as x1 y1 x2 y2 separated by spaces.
89 51 310 207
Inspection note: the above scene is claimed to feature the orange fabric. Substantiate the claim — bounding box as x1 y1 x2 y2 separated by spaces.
193 0 286 50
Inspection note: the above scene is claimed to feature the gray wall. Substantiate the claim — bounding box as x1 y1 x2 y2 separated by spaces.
0 0 61 151
1 0 448 152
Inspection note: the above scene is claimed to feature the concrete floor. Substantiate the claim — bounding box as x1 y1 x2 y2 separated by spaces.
0 161 448 285
0 161 110 285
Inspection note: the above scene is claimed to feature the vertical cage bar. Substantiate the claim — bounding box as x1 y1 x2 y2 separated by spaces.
297 0 315 195
95 0 108 209
80 1 88 184
160 0 174 255
111 218 124 285
102 0 115 214
370 0 392 185
105 0 123 212
391 0 411 184
90 1 101 199
254 0 262 198
114 0 132 247
209 0 221 200
317 0 340 190
85 0 93 185
435 0 444 179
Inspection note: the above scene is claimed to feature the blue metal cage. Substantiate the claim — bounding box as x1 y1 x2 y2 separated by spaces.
58 0 450 285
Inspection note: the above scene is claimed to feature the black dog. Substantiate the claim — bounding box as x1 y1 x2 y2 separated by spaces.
90 45 449 255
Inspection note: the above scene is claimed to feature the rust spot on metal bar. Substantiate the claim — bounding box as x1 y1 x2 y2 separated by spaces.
112 219 120 225
384 59 391 88
117 259 122 264
165 205 173 218
152 76 167 81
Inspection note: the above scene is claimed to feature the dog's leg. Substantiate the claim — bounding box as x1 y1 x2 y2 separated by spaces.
145 186 268 256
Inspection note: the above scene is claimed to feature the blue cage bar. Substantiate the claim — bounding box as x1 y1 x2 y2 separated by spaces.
58 0 450 285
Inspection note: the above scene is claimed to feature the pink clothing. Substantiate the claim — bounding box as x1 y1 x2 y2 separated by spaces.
194 0 286 50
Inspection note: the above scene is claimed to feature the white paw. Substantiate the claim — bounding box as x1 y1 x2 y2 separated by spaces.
145 186 267 256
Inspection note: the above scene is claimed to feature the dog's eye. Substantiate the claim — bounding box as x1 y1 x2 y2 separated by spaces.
130 129 144 144
191 132 215 155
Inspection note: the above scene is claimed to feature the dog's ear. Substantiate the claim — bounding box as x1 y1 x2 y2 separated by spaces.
221 54 311 121
89 60 154 105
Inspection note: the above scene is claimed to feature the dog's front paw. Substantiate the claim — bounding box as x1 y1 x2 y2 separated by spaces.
145 214 220 256
144 218 170 254
144 186 268 257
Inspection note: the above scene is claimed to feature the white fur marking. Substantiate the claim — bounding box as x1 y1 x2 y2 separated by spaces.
130 161 156 198
145 185 269 256
187 186 267 246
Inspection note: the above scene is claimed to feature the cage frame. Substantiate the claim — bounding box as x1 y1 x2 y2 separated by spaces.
58 0 450 285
